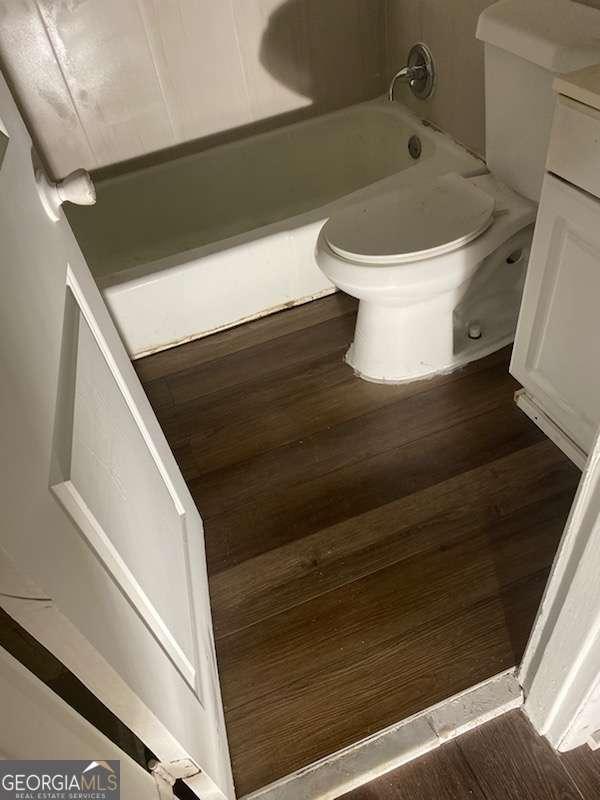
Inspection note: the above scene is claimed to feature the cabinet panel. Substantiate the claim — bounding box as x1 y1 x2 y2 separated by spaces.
511 173 600 455
547 95 600 200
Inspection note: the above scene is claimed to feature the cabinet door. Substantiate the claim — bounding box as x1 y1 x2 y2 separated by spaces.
511 173 600 456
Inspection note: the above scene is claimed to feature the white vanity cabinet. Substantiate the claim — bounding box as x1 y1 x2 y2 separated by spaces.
511 78 600 467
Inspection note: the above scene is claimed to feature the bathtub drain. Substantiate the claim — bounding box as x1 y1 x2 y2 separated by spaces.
408 135 422 160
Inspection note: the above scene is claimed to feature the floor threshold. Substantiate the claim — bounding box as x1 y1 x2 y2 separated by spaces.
242 669 522 800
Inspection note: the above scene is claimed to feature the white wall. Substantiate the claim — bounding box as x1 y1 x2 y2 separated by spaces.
0 0 386 179
385 0 496 156
2 0 532 177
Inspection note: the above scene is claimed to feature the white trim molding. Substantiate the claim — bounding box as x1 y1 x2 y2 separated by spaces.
520 428 600 750
514 390 587 470
0 645 161 797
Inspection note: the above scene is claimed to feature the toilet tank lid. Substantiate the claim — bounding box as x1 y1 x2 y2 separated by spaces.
477 0 600 73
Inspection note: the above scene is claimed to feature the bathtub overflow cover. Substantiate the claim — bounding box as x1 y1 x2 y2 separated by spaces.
408 135 422 160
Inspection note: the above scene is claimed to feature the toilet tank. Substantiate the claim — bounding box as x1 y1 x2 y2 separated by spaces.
477 0 600 201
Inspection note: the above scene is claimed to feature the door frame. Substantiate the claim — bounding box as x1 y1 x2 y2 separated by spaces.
519 426 600 751
0 643 165 798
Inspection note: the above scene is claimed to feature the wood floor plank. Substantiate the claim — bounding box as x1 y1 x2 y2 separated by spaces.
142 376 173 411
226 575 548 794
194 358 524 501
162 311 357 407
165 347 509 482
185 348 515 497
560 745 600 799
134 292 355 383
202 402 544 573
136 296 580 796
340 740 486 800
342 711 587 800
216 492 571 715
158 345 351 450
156 335 508 478
458 711 582 800
209 440 578 637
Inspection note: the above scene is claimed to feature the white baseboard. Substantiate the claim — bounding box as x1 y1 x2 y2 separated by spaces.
514 389 587 470
242 669 522 800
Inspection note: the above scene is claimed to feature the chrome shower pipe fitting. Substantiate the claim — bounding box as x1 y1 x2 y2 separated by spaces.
388 43 436 101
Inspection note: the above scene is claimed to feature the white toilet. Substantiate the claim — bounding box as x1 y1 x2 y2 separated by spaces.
316 0 600 383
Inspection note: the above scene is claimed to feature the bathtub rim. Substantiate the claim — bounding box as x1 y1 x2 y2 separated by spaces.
93 97 486 292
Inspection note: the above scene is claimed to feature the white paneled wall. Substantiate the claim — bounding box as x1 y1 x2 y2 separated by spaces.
0 0 386 178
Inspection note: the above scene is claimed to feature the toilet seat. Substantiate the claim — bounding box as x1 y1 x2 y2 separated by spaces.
324 172 496 265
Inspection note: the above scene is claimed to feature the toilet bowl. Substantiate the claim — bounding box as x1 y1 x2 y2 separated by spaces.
315 0 600 384
317 172 536 382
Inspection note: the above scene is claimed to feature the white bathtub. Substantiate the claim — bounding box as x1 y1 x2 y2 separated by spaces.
67 98 485 358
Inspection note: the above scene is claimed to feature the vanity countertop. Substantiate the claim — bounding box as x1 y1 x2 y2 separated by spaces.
554 63 600 111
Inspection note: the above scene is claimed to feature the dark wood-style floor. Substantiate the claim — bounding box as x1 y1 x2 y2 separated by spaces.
342 710 600 800
136 293 581 797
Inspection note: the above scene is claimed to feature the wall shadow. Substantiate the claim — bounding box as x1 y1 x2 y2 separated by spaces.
93 0 387 182
259 0 315 104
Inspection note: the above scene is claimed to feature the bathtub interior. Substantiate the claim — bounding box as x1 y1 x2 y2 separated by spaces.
67 102 442 282
65 99 486 358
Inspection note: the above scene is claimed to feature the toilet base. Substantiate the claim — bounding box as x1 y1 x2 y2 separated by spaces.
346 292 459 383
346 330 515 385
344 226 534 384
346 294 520 383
